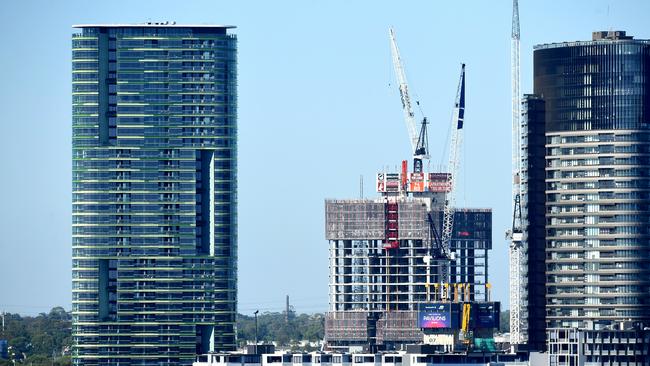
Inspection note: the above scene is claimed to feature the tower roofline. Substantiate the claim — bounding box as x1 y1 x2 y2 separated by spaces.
73 22 235 29
534 31 649 50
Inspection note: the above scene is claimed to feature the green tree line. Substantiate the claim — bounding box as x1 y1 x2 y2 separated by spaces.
499 310 510 333
1 308 510 362
0 307 71 366
237 312 324 349
0 307 324 364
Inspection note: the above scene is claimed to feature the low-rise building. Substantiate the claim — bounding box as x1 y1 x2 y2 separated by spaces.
193 349 535 366
547 327 650 366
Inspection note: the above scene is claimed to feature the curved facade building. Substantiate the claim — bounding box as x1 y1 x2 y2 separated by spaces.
72 24 237 365
532 31 650 329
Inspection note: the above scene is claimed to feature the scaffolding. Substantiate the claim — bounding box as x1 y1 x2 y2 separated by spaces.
325 200 385 240
325 312 369 342
376 311 423 345
325 199 428 241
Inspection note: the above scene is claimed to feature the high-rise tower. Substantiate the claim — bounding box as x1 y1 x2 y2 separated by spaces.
528 31 650 331
71 23 237 365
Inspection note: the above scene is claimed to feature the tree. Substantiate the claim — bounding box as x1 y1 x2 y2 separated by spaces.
499 310 510 333
237 311 324 348
0 307 72 365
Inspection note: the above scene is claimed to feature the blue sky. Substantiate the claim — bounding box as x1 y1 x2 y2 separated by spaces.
0 0 648 315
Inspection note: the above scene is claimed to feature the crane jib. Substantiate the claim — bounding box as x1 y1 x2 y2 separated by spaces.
457 69 466 129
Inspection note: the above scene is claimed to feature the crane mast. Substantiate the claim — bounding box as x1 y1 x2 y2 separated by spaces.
508 0 526 347
440 64 465 260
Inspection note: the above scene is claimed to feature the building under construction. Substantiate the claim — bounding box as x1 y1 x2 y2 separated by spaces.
321 29 498 353
324 196 492 351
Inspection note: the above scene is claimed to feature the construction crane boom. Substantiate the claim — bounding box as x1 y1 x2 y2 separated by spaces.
511 0 521 202
387 29 465 265
440 64 466 259
389 27 419 155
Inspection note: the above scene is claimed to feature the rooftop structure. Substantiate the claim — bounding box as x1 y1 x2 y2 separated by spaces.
534 30 650 50
73 22 235 28
591 30 634 41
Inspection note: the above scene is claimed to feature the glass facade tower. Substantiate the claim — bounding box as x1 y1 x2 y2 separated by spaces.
520 94 547 350
72 24 237 365
529 31 650 330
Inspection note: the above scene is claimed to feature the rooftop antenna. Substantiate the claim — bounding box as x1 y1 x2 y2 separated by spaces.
607 4 612 32
360 175 364 199
285 295 290 323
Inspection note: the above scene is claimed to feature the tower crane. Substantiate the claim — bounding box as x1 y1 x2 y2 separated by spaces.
506 0 526 346
440 64 465 261
388 27 466 263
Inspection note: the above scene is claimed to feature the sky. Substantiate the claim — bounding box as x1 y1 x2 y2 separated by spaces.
0 0 648 316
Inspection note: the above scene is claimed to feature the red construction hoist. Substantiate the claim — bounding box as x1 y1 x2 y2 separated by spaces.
383 198 398 311
383 199 399 250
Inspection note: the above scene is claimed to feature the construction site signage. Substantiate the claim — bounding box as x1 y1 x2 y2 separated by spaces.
376 172 451 193
427 173 452 193
408 173 425 192
418 303 452 329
